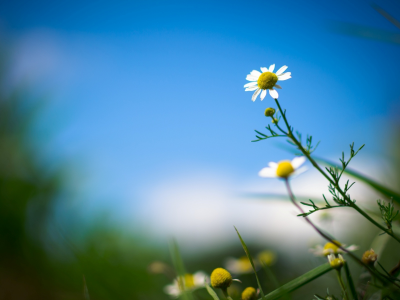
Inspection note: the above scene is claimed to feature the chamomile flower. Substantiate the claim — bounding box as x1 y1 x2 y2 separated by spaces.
309 241 358 257
258 157 307 179
164 271 208 298
244 64 291 101
225 256 254 275
328 253 345 270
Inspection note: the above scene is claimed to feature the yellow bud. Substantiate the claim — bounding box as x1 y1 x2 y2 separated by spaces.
264 108 275 117
211 268 232 289
241 287 257 300
272 118 278 124
362 249 377 266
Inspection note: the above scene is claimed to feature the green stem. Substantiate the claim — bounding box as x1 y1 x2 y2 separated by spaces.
336 270 349 300
284 179 396 287
343 262 357 300
274 98 400 244
221 288 233 300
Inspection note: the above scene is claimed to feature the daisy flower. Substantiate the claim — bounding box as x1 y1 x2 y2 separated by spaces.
309 241 358 257
327 253 345 269
164 271 208 298
225 256 254 275
258 157 307 179
244 64 291 101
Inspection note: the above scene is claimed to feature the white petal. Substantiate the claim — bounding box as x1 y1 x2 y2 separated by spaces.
260 67 268 73
193 272 208 285
269 89 279 99
268 162 278 168
164 283 180 297
274 84 282 89
346 245 359 251
258 167 277 178
251 88 261 101
246 75 259 81
260 89 267 100
250 70 261 76
291 166 308 177
268 64 275 72
245 86 258 91
278 73 291 81
276 65 288 76
244 82 258 88
291 156 306 169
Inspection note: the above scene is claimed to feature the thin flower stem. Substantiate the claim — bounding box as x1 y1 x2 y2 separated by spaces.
336 270 349 300
284 179 398 287
343 262 358 300
222 288 233 300
274 98 400 245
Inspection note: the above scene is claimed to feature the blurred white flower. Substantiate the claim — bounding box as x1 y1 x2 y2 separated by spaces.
259 157 307 179
225 251 276 275
244 64 291 101
225 256 254 275
164 271 209 298
257 250 277 266
309 241 358 257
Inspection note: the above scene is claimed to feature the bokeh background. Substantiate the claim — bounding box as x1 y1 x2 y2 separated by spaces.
1 0 400 299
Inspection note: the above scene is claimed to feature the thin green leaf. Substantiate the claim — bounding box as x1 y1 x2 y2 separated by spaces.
343 263 357 300
234 226 266 300
257 263 333 300
205 283 220 300
83 275 90 300
315 157 400 205
169 239 194 300
255 130 268 137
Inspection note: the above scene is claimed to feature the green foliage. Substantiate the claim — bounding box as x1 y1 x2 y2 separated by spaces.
252 125 286 142
234 226 266 300
258 264 333 300
205 284 221 300
377 198 399 233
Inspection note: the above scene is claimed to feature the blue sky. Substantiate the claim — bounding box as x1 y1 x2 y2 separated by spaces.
2 0 400 232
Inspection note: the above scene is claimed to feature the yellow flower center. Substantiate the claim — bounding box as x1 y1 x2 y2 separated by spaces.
211 268 232 289
323 241 342 256
329 257 344 269
237 256 252 272
184 274 195 288
276 161 295 178
241 287 257 300
257 72 278 90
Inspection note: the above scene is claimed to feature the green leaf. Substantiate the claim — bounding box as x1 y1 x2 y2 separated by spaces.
205 283 220 300
234 226 266 300
314 157 400 205
257 263 333 300
169 239 195 300
83 275 90 300
343 263 357 300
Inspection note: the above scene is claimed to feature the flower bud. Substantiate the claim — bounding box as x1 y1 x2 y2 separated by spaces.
272 118 278 124
264 107 275 117
241 287 257 300
210 268 232 289
328 254 345 270
362 249 377 266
